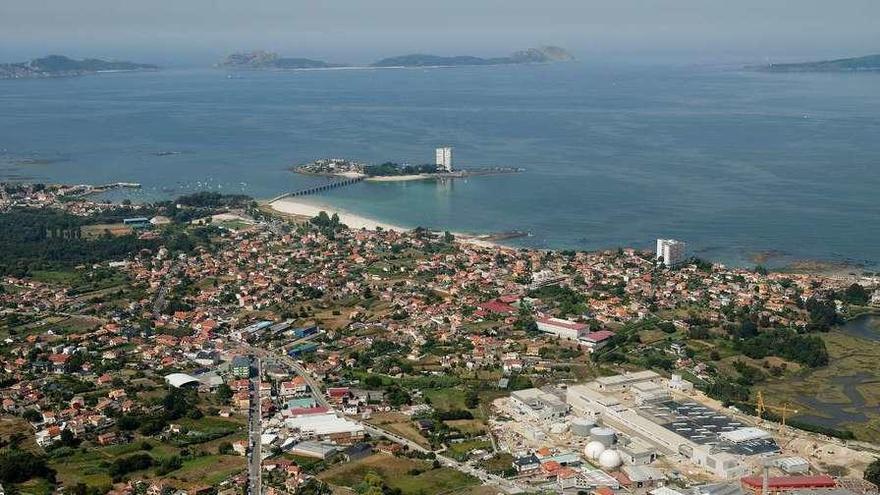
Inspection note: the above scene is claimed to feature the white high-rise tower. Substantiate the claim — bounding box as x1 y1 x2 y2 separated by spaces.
656 239 686 267
435 146 453 172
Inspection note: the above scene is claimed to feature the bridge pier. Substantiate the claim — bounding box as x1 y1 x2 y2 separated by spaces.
269 176 365 203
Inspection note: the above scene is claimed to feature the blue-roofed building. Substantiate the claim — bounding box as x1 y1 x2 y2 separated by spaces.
288 342 318 357
286 397 317 409
292 326 319 339
123 217 150 229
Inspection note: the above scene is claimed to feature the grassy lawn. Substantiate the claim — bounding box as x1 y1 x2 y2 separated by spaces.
319 453 476 495
50 446 120 488
446 439 492 461
0 416 39 452
445 419 486 435
81 223 133 238
16 477 55 495
423 389 474 413
479 453 514 474
367 412 431 449
31 270 79 285
166 454 245 486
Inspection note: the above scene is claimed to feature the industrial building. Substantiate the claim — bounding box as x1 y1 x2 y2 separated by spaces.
283 412 365 444
536 316 589 341
740 475 836 495
566 374 777 479
557 468 621 491
510 388 570 421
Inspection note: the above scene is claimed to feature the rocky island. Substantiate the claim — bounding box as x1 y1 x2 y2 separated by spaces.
0 55 158 79
757 53 880 72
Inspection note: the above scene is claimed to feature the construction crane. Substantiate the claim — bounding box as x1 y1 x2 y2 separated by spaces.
756 390 799 427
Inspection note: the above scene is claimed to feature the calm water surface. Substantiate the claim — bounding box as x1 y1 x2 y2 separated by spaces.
1 62 878 267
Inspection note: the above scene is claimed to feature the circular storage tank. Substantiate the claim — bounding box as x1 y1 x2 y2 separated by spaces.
590 427 617 447
598 449 622 469
584 441 606 460
571 418 596 437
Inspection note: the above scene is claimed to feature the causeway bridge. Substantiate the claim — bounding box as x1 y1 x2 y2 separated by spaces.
268 176 364 203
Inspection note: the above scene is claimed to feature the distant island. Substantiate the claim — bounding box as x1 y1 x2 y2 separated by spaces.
371 46 575 67
218 46 574 71
0 55 158 79
217 51 343 70
292 157 523 183
756 53 880 72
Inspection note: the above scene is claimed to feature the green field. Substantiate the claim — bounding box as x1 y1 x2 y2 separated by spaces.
446 439 492 461
48 429 245 490
319 453 477 495
166 454 245 486
424 389 473 413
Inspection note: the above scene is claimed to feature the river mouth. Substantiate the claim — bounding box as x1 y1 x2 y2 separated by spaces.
787 315 880 433
791 372 871 428
838 314 880 342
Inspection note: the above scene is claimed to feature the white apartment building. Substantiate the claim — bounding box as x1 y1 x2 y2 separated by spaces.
656 239 686 267
435 146 453 172
536 316 589 341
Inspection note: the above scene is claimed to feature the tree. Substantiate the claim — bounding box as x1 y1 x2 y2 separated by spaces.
216 383 233 403
0 449 55 484
866 459 880 488
841 284 869 306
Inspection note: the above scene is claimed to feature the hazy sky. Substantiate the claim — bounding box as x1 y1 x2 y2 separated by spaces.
2 0 879 64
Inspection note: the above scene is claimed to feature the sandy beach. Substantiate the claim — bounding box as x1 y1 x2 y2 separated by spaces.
269 197 406 231
267 197 502 248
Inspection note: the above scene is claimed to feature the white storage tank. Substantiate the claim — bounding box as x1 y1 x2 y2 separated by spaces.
590 426 617 447
571 417 596 437
584 440 606 460
598 449 622 469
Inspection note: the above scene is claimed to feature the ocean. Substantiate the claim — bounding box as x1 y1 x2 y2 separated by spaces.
1 62 878 268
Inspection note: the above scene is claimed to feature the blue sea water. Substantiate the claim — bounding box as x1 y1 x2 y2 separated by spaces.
1 62 878 268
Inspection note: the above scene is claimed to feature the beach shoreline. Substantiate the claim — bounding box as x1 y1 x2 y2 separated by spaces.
265 196 503 248
267 197 406 231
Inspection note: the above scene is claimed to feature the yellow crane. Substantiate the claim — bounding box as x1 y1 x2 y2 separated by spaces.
756 390 799 427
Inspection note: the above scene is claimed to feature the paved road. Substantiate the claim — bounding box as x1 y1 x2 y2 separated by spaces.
242 341 525 494
247 357 263 495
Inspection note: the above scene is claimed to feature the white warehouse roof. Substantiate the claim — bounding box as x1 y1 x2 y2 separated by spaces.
284 412 364 436
719 427 771 443
164 373 201 388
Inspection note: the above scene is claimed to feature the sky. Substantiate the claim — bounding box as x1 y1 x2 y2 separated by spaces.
1 0 879 65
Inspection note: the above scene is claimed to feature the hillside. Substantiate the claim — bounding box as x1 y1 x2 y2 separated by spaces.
759 54 880 72
0 55 158 79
